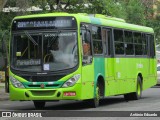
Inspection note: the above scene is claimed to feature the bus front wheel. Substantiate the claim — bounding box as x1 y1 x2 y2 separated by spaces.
87 82 100 108
33 101 45 109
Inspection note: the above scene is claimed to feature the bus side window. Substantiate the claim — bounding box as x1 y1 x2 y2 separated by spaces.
134 32 143 55
147 34 155 58
124 31 134 55
92 26 103 55
114 29 124 55
102 28 112 56
80 24 92 65
82 32 91 56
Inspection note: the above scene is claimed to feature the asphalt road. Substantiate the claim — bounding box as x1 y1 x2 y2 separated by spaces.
0 86 160 120
0 86 160 111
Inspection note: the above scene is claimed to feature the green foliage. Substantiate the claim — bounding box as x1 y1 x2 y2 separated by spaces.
85 0 127 19
147 16 160 44
0 11 15 49
0 12 16 30
123 0 146 25
0 0 160 43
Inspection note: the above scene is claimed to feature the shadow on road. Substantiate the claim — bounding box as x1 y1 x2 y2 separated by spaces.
4 90 155 110
16 96 126 110
152 85 160 88
43 97 125 110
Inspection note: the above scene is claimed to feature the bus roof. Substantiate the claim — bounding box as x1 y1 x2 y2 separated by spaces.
13 13 154 34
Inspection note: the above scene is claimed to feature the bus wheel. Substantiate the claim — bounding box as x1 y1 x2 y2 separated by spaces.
33 101 45 109
124 76 142 101
90 83 100 108
133 76 142 100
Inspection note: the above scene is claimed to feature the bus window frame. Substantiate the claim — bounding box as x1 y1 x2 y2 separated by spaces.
110 27 153 58
79 23 154 59
124 30 135 57
91 25 104 56
80 23 93 66
147 34 155 58
10 29 80 74
113 28 125 56
102 27 113 58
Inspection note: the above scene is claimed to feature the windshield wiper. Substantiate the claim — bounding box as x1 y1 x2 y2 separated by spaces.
24 31 38 46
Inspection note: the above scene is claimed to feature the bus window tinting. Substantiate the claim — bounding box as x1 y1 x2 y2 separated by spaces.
124 31 134 55
150 35 155 58
134 32 143 55
134 33 142 43
135 44 143 55
92 26 103 54
81 28 92 56
114 29 124 55
142 34 147 55
106 29 111 56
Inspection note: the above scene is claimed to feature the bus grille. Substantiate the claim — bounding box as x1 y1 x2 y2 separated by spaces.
21 75 65 82
27 84 60 88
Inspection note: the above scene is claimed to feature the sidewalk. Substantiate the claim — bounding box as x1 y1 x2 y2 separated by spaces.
0 82 9 101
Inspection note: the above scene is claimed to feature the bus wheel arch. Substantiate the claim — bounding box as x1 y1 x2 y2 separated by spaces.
138 73 143 90
97 75 105 98
86 75 105 108
94 75 105 107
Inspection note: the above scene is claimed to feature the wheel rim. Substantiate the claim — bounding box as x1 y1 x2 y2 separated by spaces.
95 86 100 104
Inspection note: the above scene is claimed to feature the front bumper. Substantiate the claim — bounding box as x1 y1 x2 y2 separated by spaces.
9 83 81 101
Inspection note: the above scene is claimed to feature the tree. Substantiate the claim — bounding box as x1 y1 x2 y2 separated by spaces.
0 0 8 11
123 0 146 25
15 0 30 15
0 0 160 43
31 0 85 12
85 0 127 19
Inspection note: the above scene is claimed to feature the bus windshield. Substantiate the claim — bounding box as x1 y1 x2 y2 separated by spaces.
11 31 78 72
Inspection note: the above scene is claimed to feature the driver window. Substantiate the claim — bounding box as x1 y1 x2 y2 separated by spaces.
80 24 92 65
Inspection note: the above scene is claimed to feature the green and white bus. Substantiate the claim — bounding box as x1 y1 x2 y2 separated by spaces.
9 13 157 109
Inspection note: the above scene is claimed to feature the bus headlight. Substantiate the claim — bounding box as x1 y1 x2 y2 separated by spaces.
62 74 80 88
10 76 25 88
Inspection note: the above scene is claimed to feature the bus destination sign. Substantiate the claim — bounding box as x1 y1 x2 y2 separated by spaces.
12 17 77 30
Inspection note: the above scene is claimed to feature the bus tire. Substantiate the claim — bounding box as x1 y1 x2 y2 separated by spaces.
132 76 142 100
124 76 142 101
89 82 100 108
33 101 45 109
